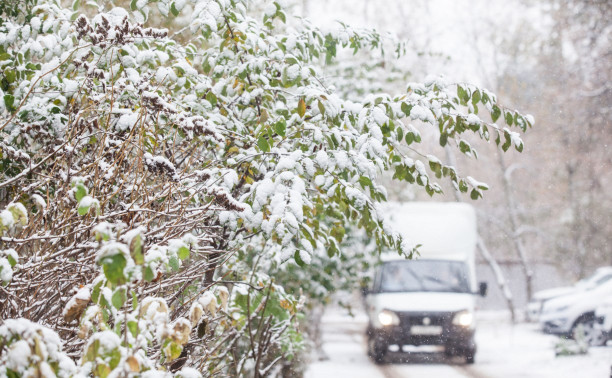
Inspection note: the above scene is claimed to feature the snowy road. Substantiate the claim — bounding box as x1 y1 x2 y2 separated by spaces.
305 309 612 378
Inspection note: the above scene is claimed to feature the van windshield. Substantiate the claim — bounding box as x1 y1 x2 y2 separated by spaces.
379 260 471 293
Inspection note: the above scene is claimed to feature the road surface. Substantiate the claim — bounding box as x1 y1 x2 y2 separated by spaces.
305 308 612 378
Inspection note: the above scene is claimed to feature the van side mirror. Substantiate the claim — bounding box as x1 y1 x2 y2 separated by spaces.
479 282 488 297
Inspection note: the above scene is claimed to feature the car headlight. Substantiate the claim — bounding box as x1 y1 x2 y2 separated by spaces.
452 310 474 327
378 310 400 326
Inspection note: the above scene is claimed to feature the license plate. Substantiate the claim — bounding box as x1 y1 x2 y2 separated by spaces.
410 325 443 335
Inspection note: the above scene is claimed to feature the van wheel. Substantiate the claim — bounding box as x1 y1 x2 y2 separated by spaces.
464 352 475 364
367 335 386 364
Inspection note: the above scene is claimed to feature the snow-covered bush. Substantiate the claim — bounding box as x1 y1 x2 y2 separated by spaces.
0 0 531 375
0 318 76 377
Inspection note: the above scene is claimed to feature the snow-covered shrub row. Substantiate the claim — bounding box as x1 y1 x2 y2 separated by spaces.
0 0 531 375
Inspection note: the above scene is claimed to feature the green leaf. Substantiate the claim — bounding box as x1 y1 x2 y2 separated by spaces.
257 135 270 152
74 184 87 202
297 98 306 117
163 340 183 362
358 176 372 188
330 225 345 243
429 160 441 174
85 339 100 362
127 321 138 338
144 266 155 282
317 100 326 116
401 102 412 117
457 85 469 104
274 119 286 137
111 288 126 310
481 92 490 104
470 189 481 200
178 246 190 260
294 250 305 267
439 133 448 147
130 234 144 265
471 89 481 104
91 280 103 303
101 254 127 285
169 256 180 272
7 254 17 267
491 105 501 122
170 2 179 16
405 132 414 145
5 70 16 84
3 94 15 112
504 111 513 126
396 127 404 142
130 0 137 10
502 132 511 152
206 91 217 107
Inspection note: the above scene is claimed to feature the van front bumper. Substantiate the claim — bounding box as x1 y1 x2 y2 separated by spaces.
367 311 476 353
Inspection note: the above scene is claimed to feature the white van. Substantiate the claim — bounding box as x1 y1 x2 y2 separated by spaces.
364 202 487 364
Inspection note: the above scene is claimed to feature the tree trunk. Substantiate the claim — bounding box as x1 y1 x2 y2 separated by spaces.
477 236 516 323
498 153 533 304
445 147 516 322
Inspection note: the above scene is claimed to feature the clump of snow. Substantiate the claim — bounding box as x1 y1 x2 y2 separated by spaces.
299 250 312 264
31 194 47 209
199 291 217 315
467 176 489 190
121 226 146 246
176 367 203 378
0 209 14 228
96 242 130 262
466 113 481 125
62 286 91 322
116 112 140 131
5 340 31 372
0 258 13 282
86 330 121 354
93 222 113 241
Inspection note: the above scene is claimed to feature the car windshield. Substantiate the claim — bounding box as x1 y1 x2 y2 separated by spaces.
379 260 471 293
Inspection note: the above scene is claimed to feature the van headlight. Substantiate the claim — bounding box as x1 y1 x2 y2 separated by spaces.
452 310 474 327
378 310 400 326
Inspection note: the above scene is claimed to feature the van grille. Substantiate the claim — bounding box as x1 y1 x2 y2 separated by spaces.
397 312 453 328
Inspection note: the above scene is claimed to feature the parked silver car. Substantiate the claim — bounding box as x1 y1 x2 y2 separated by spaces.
540 278 612 346
527 267 612 321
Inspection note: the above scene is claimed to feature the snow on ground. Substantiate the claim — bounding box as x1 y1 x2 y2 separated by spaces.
306 307 612 378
